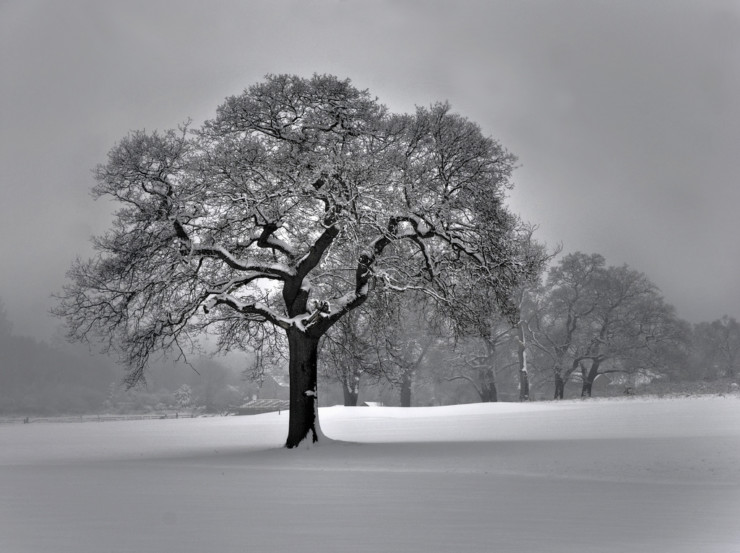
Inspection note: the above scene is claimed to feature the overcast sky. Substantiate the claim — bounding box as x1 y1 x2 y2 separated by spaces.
1 0 739 341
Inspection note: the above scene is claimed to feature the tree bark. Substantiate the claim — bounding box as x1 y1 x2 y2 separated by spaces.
581 360 600 398
517 323 529 402
400 372 412 407
519 368 530 402
342 381 359 407
285 328 322 448
554 371 565 400
479 367 498 402
481 382 498 402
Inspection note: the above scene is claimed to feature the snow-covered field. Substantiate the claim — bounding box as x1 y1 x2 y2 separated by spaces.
2 397 739 553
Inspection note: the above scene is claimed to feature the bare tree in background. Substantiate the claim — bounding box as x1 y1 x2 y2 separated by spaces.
54 74 531 447
446 228 551 402
319 300 384 407
693 316 740 380
576 264 681 397
374 290 449 407
528 253 682 398
529 253 605 399
0 298 12 337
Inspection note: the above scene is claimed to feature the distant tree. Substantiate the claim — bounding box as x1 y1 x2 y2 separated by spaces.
445 267 516 403
446 228 551 402
0 298 12 338
529 253 605 399
446 319 515 402
173 384 193 411
692 316 740 380
319 302 383 406
514 285 540 401
528 254 683 398
575 264 682 397
54 74 531 447
377 291 447 407
0 298 119 415
513 232 559 401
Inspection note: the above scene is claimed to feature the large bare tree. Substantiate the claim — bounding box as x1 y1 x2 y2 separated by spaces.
55 74 529 447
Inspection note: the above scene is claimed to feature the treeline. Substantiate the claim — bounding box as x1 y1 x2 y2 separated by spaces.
0 301 259 415
0 313 117 414
2 246 738 415
316 251 739 405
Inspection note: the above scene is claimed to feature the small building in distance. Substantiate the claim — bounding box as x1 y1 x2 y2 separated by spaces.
233 398 290 416
257 374 290 400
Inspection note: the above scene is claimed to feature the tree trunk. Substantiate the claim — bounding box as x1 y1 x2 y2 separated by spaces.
342 381 359 407
400 372 412 407
480 367 498 402
481 382 498 402
285 328 322 448
581 360 600 398
517 323 529 402
519 368 530 402
554 371 565 400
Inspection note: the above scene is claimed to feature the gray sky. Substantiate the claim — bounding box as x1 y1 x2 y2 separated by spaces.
1 0 739 340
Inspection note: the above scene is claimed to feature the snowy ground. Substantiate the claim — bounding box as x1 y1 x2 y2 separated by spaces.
1 397 739 553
